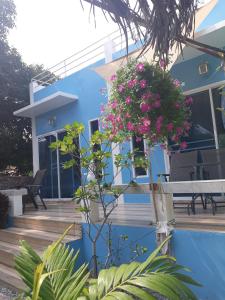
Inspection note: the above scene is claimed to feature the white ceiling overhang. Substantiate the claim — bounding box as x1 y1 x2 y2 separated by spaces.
14 91 78 118
94 0 218 81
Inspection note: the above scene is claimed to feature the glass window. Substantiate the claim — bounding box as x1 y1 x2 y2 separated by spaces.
89 119 102 178
132 136 147 177
58 131 81 198
38 135 58 198
213 87 225 148
169 90 215 151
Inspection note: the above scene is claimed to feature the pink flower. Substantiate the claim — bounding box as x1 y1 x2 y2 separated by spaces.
143 118 151 127
140 102 151 113
100 104 105 114
110 74 117 81
180 141 188 149
140 79 147 89
125 112 131 118
171 135 179 142
118 84 125 93
127 121 134 131
183 121 191 131
136 137 142 142
136 63 145 72
185 96 193 106
107 114 115 122
119 124 124 130
167 123 174 132
116 116 121 122
156 116 163 133
153 100 161 108
159 59 166 69
127 79 138 89
176 127 183 135
138 125 149 134
173 79 181 88
175 103 180 109
111 101 118 109
125 96 132 104
157 116 163 123
142 92 152 100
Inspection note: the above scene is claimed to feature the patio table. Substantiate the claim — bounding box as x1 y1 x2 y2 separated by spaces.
179 161 222 214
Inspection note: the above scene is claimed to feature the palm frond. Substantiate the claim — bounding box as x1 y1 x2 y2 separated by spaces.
88 237 201 300
81 0 198 64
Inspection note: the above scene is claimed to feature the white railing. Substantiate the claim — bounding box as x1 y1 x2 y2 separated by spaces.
31 28 139 88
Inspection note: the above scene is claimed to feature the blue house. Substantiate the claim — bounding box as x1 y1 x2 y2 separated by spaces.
12 1 225 298
14 0 225 203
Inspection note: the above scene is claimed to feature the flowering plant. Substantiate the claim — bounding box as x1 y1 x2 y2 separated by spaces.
102 60 192 149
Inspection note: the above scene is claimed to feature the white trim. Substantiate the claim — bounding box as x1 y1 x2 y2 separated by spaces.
31 118 39 175
37 128 65 139
183 79 225 96
130 138 149 179
14 91 78 118
209 88 219 149
195 19 225 39
56 141 61 199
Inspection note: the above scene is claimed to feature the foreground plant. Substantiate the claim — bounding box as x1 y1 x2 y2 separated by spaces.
50 122 148 277
15 226 200 300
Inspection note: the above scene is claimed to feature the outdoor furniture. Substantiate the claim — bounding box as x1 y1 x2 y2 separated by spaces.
22 169 47 212
158 150 205 214
200 148 225 214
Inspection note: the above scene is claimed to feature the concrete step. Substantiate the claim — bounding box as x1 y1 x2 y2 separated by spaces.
0 227 79 249
0 264 26 292
13 215 82 236
0 241 38 268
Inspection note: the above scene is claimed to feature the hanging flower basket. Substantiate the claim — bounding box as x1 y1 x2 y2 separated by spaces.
102 60 192 149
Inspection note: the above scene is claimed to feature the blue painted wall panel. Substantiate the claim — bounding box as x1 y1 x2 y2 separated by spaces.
197 0 225 32
81 223 156 266
69 225 225 300
172 229 225 300
171 53 225 92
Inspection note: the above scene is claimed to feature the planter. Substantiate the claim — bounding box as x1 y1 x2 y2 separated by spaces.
0 192 9 229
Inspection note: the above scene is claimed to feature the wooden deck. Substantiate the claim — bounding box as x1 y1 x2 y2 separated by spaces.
25 200 225 232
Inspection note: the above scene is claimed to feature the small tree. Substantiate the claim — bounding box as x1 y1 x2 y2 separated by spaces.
51 122 147 277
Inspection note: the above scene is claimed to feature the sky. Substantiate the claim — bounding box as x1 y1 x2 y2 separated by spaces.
8 0 118 68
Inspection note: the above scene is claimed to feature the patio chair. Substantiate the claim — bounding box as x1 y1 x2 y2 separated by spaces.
200 148 225 214
158 150 204 214
22 169 47 212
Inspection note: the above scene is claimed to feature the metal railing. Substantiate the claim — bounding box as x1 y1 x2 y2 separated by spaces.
31 28 139 88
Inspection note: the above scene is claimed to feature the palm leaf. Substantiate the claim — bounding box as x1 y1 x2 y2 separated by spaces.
15 225 89 300
88 236 199 300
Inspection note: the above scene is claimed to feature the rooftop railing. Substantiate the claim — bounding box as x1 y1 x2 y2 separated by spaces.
31 28 139 88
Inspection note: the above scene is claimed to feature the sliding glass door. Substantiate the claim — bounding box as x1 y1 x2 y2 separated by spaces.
38 131 81 199
38 135 59 198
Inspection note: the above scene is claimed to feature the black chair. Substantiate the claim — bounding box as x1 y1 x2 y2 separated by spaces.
200 148 225 214
158 150 204 214
22 169 47 212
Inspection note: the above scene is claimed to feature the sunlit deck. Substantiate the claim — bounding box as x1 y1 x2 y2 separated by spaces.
25 200 225 232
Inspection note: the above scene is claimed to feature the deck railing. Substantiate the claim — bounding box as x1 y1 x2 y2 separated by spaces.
31 28 139 88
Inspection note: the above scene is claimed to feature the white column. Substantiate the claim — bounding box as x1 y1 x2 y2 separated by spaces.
30 82 40 174
104 40 124 204
209 88 219 149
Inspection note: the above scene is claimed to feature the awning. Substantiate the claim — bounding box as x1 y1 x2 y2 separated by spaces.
94 0 218 81
14 91 78 118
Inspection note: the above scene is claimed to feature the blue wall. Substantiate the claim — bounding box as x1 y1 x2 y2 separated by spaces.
69 224 225 300
173 229 225 300
171 52 225 92
81 223 156 266
197 0 225 32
